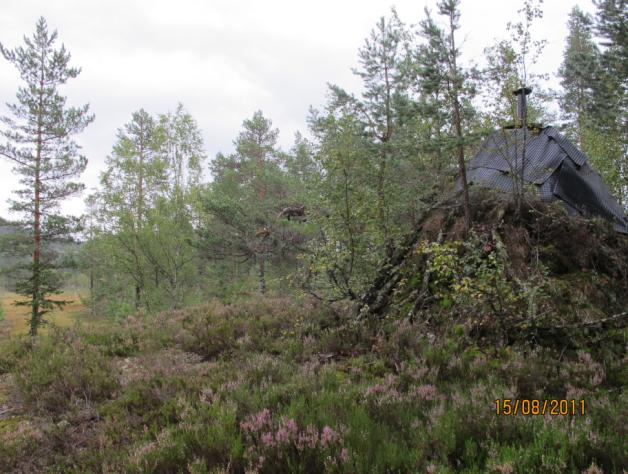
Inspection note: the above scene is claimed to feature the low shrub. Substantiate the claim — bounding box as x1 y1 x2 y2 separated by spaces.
0 336 33 374
13 327 119 414
0 418 42 472
82 325 140 357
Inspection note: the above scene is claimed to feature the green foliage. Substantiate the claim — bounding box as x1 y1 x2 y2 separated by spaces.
201 110 311 297
558 2 627 208
85 105 206 315
82 325 140 357
13 327 119 414
417 233 523 317
0 417 42 472
0 336 32 374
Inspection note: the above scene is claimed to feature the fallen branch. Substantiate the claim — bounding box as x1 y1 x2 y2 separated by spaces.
514 311 628 347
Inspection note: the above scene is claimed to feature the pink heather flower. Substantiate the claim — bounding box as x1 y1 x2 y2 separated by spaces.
280 417 298 438
472 356 486 369
429 403 445 424
340 448 349 463
447 356 462 370
578 351 593 365
275 428 290 444
364 384 386 396
261 432 276 448
240 408 272 432
450 392 464 407
414 384 438 401
320 426 339 448
199 387 215 405
414 367 429 380
298 424 319 450
130 441 157 466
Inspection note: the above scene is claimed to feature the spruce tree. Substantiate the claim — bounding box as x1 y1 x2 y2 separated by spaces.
0 17 93 335
592 0 627 206
558 7 601 148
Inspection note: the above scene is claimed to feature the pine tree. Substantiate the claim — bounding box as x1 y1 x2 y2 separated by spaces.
416 1 475 229
592 0 627 206
0 17 93 335
594 0 627 82
558 7 601 148
205 111 288 295
330 9 412 254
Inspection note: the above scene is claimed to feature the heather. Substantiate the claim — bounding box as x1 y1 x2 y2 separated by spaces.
0 294 625 473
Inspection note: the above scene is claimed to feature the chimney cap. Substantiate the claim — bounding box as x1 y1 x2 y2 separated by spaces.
513 86 533 96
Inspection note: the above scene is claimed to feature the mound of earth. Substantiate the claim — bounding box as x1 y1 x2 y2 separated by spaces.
359 189 628 348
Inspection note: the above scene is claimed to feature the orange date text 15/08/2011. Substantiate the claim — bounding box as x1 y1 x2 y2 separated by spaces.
495 399 585 416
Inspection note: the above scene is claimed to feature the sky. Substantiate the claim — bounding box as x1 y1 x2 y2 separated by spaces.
0 0 596 217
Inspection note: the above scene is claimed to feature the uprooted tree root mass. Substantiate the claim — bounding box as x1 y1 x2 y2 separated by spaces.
359 189 628 351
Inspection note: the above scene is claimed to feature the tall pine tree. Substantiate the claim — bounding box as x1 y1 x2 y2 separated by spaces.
0 17 93 335
204 111 289 295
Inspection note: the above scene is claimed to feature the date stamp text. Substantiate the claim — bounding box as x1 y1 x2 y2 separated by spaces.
495 399 585 416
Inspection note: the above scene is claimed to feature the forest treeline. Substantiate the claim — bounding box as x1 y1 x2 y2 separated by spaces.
0 0 626 329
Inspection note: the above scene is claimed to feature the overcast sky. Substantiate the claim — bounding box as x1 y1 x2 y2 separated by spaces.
0 0 596 217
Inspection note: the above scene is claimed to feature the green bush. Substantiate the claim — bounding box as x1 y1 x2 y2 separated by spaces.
82 325 140 357
0 336 33 374
13 327 119 414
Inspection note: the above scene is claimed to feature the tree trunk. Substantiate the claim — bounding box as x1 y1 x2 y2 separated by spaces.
133 125 146 310
30 55 45 336
258 255 266 295
379 60 393 256
135 284 141 311
89 269 95 316
447 10 471 231
453 99 471 231
256 137 267 295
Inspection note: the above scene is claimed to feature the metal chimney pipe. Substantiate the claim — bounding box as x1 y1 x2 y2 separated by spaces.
513 86 532 128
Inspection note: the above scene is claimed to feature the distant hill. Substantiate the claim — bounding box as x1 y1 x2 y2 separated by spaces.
0 216 82 291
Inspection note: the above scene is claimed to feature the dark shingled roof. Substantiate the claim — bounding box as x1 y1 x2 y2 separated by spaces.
465 126 628 234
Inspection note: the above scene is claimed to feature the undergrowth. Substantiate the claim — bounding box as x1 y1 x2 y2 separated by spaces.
0 292 625 473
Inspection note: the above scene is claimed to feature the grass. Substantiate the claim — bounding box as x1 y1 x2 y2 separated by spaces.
0 291 86 337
